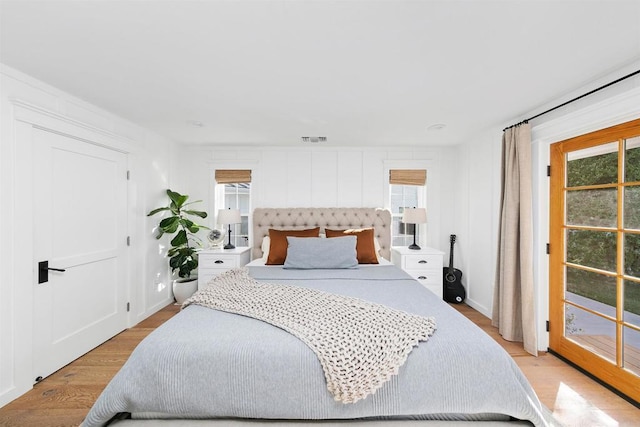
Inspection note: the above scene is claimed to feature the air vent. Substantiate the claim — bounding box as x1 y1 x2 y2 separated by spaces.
301 136 327 143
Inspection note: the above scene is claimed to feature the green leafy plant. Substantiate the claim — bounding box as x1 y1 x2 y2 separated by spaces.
147 189 208 279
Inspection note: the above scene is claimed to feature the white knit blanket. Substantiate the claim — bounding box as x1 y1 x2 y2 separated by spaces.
183 268 436 404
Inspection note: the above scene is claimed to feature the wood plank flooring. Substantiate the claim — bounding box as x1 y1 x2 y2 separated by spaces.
1 303 638 427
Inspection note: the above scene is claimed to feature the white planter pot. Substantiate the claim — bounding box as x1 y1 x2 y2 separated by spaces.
173 277 198 304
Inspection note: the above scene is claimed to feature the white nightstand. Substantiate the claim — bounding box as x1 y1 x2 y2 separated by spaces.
197 247 251 290
391 246 444 299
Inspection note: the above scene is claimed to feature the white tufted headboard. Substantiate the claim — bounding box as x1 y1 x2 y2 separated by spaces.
252 208 392 261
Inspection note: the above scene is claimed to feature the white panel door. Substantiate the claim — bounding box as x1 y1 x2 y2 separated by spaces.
32 128 128 381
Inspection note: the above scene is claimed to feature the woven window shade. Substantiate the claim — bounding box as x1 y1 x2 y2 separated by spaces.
215 169 252 184
389 169 426 186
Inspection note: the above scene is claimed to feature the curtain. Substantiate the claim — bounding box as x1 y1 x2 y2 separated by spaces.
492 123 537 356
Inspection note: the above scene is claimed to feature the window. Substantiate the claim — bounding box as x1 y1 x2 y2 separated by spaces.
215 169 251 247
389 169 427 246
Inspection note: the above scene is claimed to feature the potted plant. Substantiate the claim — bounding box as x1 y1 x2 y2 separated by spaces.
148 189 208 303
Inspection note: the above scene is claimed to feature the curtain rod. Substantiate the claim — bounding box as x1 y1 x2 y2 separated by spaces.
503 68 640 131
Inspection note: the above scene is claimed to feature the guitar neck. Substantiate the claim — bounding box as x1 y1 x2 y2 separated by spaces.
448 242 455 273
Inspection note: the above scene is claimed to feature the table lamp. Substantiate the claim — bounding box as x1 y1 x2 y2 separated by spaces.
402 207 427 250
218 208 241 249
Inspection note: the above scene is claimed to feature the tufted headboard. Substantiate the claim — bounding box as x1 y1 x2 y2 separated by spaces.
252 208 392 261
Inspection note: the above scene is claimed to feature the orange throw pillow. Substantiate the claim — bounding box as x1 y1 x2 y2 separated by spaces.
266 227 321 265
325 228 379 264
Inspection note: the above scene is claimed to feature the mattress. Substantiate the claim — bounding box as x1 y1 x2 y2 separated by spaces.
82 264 548 427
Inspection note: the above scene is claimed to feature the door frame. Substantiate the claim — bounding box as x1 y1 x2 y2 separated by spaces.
4 100 134 404
548 118 640 402
530 86 640 354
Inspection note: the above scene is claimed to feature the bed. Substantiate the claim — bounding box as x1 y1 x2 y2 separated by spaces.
82 208 550 427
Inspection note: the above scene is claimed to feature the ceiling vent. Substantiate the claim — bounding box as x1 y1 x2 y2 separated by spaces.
301 136 327 143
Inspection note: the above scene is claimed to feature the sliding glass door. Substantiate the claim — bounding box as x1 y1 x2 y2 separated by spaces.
549 118 640 402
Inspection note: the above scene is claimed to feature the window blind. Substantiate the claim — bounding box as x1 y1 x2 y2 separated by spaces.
215 169 252 184
389 169 426 186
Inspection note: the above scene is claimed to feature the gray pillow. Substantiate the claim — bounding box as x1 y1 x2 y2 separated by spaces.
284 236 358 269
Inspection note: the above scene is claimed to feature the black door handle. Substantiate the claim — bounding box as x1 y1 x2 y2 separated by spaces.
38 261 66 284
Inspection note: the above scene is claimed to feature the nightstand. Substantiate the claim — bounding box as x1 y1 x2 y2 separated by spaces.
197 247 251 290
391 246 444 299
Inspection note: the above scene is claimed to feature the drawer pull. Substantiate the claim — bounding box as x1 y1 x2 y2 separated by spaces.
418 260 428 264
418 276 427 280
214 260 224 264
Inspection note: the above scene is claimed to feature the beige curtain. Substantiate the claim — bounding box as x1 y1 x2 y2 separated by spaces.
492 123 537 356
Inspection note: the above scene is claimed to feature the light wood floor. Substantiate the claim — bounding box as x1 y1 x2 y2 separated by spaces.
1 303 638 427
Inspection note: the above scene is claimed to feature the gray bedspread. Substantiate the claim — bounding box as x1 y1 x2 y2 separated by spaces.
82 265 548 427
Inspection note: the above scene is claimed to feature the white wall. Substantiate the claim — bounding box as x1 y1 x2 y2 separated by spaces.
0 64 176 406
176 145 458 257
452 130 502 317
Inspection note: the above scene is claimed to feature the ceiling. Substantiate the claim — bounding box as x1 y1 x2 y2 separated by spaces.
1 1 639 147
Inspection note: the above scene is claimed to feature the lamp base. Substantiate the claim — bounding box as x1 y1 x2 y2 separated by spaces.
408 226 420 250
224 224 235 250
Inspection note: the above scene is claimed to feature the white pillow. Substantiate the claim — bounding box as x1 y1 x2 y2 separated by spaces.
374 237 382 259
261 236 271 260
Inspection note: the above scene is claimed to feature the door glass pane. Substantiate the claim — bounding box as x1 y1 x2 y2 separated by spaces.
565 303 616 363
566 188 617 228
567 142 618 187
625 186 640 230
625 280 640 327
625 233 640 278
567 229 617 272
566 267 616 316
625 136 640 182
622 326 640 377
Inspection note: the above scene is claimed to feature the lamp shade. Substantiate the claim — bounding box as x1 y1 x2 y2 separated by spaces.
402 207 427 224
218 208 241 225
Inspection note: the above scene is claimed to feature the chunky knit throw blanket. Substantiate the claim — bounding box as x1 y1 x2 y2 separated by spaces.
183 268 436 404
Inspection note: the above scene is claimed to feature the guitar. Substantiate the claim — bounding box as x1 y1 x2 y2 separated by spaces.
443 234 466 303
